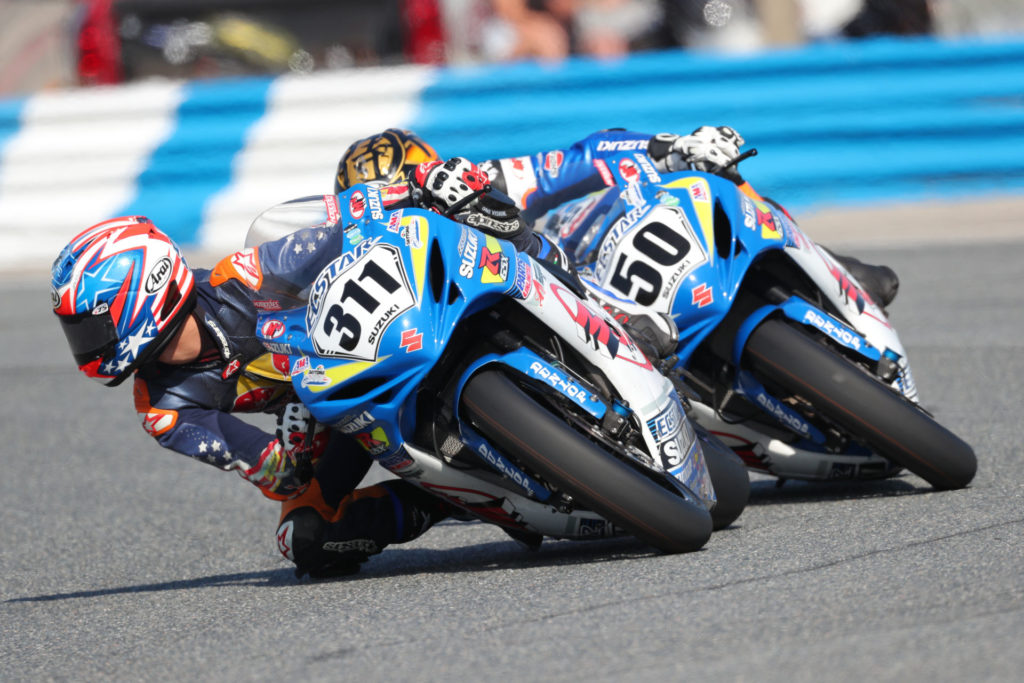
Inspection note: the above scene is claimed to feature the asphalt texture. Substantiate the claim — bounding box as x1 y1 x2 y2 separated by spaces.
1 202 1022 681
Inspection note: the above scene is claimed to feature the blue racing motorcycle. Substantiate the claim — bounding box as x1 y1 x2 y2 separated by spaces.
541 154 976 489
256 185 723 553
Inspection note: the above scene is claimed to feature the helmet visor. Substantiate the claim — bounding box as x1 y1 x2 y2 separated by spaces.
58 309 119 366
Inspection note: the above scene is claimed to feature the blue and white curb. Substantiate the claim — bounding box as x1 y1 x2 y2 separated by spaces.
2 36 1024 271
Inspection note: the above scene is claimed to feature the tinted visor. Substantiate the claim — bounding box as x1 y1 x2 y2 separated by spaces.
58 309 119 366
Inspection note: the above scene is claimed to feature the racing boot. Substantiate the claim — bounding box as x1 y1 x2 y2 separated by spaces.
582 283 679 360
828 250 900 309
278 479 452 579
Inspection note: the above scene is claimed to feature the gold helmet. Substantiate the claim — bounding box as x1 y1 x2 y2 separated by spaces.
334 128 440 193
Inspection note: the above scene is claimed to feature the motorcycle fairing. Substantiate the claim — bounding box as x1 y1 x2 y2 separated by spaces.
257 195 716 520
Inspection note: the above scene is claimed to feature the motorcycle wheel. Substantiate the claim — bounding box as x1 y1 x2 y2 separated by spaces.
743 318 976 490
461 370 713 553
696 425 750 530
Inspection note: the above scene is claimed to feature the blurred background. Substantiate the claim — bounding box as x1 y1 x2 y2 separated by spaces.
1 0 1023 268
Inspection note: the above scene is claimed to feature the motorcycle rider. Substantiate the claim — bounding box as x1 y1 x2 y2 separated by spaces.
50 159 552 579
328 127 899 309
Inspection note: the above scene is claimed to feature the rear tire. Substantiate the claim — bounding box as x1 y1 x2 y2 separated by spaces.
743 319 976 490
461 370 712 553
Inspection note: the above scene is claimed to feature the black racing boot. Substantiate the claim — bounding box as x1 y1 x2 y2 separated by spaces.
604 303 679 360
830 251 900 308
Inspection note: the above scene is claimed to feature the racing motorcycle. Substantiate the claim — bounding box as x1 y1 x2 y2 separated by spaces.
255 184 735 554
539 153 976 489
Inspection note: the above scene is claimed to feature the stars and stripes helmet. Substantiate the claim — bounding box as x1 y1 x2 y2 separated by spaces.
51 216 196 386
334 128 439 194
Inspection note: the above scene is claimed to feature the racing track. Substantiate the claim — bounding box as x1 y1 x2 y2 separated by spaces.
1 198 1022 681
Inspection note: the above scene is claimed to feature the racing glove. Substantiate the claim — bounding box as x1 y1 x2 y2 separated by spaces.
648 126 745 182
414 157 530 248
240 403 329 500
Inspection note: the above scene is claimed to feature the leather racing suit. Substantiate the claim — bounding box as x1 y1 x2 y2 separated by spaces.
134 191 453 578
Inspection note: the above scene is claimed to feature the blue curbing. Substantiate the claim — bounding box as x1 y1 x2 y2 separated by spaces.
115 75 274 245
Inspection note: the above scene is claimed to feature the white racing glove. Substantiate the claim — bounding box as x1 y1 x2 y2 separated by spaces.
414 157 529 245
648 126 746 181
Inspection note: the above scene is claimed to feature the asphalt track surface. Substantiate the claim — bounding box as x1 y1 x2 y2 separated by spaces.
2 199 1022 681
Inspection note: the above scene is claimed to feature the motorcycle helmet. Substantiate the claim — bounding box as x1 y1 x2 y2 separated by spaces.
334 128 439 193
51 216 196 386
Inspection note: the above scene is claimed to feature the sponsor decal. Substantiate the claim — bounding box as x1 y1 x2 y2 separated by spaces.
387 210 403 233
140 408 177 437
622 181 646 209
378 450 417 473
528 361 589 405
229 248 262 290
253 299 282 312
400 328 423 353
300 364 331 388
144 257 172 294
755 202 783 240
551 283 652 369
464 212 518 235
221 356 242 379
544 150 564 177
655 190 680 207
801 309 864 351
478 236 509 284
271 353 290 375
822 254 870 313
260 319 285 339
593 159 615 186
232 385 276 411
93 302 109 315
474 440 536 491
577 518 614 537
689 183 709 202
366 185 384 220
337 410 374 434
618 158 640 183
366 303 401 345
345 226 364 245
755 390 811 437
323 194 341 225
510 259 532 300
261 341 292 355
355 427 390 455
647 401 683 443
349 191 366 219
203 314 232 360
322 539 380 555
51 286 60 309
596 139 648 152
691 283 714 308
633 152 662 183
290 356 309 377
397 215 425 248
276 520 294 560
458 229 479 279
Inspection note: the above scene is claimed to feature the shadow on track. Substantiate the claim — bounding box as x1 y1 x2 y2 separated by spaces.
746 474 931 506
5 531 672 600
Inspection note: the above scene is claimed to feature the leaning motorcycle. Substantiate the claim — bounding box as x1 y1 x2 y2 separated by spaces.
540 153 976 489
256 184 723 553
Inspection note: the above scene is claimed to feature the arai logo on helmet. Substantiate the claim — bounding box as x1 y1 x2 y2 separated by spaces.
50 286 60 309
144 257 173 294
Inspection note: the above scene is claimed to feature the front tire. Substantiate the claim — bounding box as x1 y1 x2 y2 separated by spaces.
697 425 750 530
743 319 976 490
461 370 712 553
